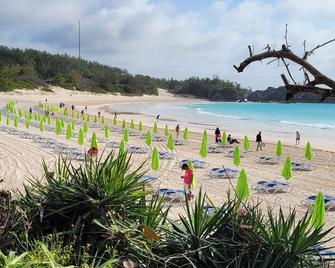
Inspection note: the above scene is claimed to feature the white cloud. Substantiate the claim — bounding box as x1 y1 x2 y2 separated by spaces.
0 0 334 90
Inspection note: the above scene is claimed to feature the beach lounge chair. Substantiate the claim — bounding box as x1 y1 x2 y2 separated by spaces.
203 205 217 216
253 180 290 193
302 194 335 211
68 150 85 161
127 146 149 154
40 139 59 149
256 156 279 165
226 149 245 158
207 167 239 179
19 131 35 139
158 188 185 202
312 244 335 265
88 137 108 143
105 141 120 148
128 129 139 136
7 128 20 135
0 125 10 132
180 159 208 169
292 161 314 171
174 139 188 146
140 175 158 185
153 135 166 142
208 146 225 154
159 151 174 160
54 143 69 153
89 123 100 128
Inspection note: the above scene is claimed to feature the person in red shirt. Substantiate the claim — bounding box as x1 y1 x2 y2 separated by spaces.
181 164 193 201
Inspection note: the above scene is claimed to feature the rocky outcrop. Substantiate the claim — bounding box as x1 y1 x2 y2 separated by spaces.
247 86 335 103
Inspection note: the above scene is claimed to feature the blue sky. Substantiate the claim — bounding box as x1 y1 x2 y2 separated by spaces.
0 0 334 90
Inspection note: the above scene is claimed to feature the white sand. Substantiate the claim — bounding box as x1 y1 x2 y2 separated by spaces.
0 87 334 246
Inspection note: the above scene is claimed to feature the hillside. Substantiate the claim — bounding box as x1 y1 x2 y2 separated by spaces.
0 46 250 100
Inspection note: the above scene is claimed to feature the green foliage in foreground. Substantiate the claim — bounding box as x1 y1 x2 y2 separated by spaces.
0 152 333 267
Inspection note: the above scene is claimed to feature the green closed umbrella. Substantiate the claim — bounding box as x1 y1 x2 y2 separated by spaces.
66 124 73 140
153 122 158 134
243 135 250 151
94 115 98 123
276 140 283 157
113 116 117 127
123 128 129 142
222 131 227 145
83 121 89 134
281 157 292 180
146 131 152 146
188 160 197 188
130 119 135 129
119 139 126 155
151 146 160 170
164 125 170 137
236 169 249 201
311 192 325 229
91 132 98 148
6 114 10 125
61 117 65 128
122 119 126 129
39 119 44 132
76 111 80 119
86 114 90 122
14 116 18 127
199 138 207 158
167 134 174 151
183 127 190 140
203 130 208 143
47 116 51 125
78 128 84 145
64 109 68 117
234 146 241 166
34 112 37 121
18 109 22 117
139 121 143 132
55 119 62 135
104 125 110 138
101 115 106 125
72 119 76 130
305 142 313 160
25 117 29 129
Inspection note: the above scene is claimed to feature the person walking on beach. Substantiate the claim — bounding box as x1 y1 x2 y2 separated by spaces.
156 114 160 121
181 163 193 201
256 131 262 151
296 131 301 146
215 127 222 143
175 124 180 140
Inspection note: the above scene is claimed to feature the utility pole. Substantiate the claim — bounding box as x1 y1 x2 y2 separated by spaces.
78 20 81 59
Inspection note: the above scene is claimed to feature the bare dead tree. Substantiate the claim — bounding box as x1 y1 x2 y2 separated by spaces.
233 26 335 101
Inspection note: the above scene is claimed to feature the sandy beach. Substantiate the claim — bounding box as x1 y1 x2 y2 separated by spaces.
1 87 335 246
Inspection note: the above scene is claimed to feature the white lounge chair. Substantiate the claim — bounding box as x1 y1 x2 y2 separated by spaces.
226 149 245 158
127 146 149 154
159 151 174 160
174 139 188 146
180 159 208 169
153 135 166 142
207 167 239 179
158 188 185 202
302 194 335 211
105 141 120 148
208 146 225 154
253 180 290 193
256 156 279 165
292 161 314 171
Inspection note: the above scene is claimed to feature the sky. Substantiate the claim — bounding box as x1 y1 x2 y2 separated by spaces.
1 0 334 90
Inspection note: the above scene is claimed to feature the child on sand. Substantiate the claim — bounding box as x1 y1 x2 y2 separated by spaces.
181 164 193 201
175 125 180 140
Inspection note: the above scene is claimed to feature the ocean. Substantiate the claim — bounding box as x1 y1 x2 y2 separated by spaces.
110 102 335 150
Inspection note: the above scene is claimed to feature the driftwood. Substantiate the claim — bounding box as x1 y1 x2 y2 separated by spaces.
234 27 335 101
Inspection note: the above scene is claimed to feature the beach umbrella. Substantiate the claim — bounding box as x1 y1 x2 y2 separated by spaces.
86 114 90 122
153 122 158 134
29 112 32 120
243 135 250 151
113 116 117 127
164 125 170 137
123 128 129 142
167 134 174 151
83 121 89 134
94 115 98 123
183 127 190 140
39 119 44 132
151 146 160 170
18 109 22 117
276 140 283 157
122 119 126 129
234 146 241 166
55 119 62 135
71 119 76 130
64 109 68 117
34 112 37 121
311 192 325 229
188 160 197 189
91 132 98 148
61 117 65 128
281 157 292 180
14 116 18 127
222 131 227 145
236 169 249 201
47 116 51 125
146 131 152 146
139 121 143 132
101 115 106 125
119 139 126 155
130 119 135 129
25 117 29 129
37 113 41 121
104 125 110 138
42 115 47 123
202 130 208 143
78 128 84 145
6 114 10 125
199 138 207 158
305 142 313 160
66 124 73 140
76 111 80 119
